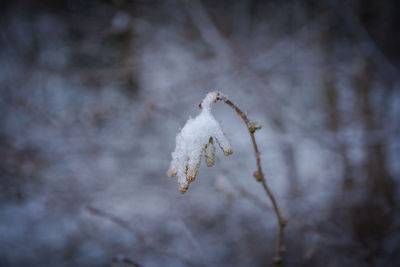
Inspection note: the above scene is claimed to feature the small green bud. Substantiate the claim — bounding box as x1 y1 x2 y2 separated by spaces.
248 123 262 133
253 171 263 181
280 218 288 227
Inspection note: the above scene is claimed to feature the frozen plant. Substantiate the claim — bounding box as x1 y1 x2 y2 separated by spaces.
167 91 287 265
167 91 232 194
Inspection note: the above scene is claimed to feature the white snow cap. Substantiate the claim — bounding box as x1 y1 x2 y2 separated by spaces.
167 91 233 194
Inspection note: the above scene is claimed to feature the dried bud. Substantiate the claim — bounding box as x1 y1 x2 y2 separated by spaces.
167 165 177 178
204 137 215 167
178 183 189 194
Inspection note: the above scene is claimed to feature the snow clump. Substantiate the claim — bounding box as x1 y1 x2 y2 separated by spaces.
167 91 233 194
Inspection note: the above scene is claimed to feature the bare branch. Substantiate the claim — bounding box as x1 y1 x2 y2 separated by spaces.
216 94 287 265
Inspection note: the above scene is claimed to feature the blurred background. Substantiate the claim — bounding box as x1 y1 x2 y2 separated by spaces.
1 0 399 266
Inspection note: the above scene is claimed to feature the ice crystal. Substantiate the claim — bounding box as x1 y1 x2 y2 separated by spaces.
167 92 233 193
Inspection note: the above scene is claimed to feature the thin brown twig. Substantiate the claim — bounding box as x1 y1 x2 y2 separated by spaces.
216 94 287 265
112 255 142 267
86 206 204 267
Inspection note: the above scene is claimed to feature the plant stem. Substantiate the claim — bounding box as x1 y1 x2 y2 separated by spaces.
216 94 287 265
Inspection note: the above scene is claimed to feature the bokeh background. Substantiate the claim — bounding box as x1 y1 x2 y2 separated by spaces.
1 0 399 266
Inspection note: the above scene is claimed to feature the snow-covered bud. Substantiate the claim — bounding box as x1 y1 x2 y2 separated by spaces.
167 92 233 194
